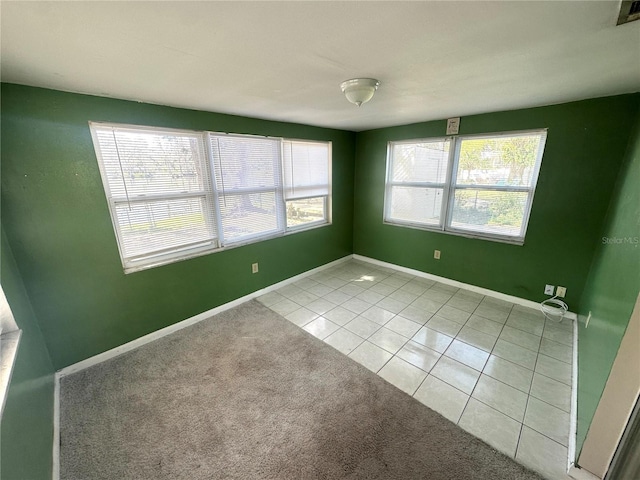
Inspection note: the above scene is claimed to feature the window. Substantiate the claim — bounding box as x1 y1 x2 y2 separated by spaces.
91 125 218 271
386 139 451 228
210 134 284 244
283 140 331 229
384 130 547 244
90 123 331 273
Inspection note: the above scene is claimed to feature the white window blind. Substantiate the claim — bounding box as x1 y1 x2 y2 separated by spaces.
282 141 330 200
90 124 217 268
385 139 451 227
384 130 546 244
209 134 284 244
282 140 331 229
91 122 332 273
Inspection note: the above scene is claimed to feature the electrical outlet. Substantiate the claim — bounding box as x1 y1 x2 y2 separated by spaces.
556 286 566 298
544 284 555 295
434 250 441 260
251 263 259 274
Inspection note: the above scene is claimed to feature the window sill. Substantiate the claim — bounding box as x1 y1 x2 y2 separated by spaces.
383 220 525 246
0 329 22 418
124 220 332 274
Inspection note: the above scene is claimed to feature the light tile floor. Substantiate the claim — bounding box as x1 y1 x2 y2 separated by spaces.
258 259 574 480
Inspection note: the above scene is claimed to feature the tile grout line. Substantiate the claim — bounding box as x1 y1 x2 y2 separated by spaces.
269 260 574 466
518 390 534 459
469 301 513 389
379 315 439 393
281 267 572 386
352 261 572 465
463 302 522 455
449 291 495 427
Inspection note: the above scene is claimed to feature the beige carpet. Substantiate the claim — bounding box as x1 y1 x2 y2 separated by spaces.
60 300 543 480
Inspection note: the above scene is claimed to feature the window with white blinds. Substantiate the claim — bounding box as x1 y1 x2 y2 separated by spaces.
283 140 331 229
210 134 284 244
90 122 331 273
385 139 451 228
384 130 547 244
91 125 218 270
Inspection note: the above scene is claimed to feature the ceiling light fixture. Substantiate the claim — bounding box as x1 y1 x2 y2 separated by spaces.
340 78 380 107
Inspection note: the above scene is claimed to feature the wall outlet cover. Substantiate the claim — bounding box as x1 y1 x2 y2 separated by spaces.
446 117 460 135
544 284 555 295
434 250 441 260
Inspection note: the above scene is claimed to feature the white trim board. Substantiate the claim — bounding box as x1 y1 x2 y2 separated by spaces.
56 255 351 378
53 255 352 480
353 254 578 320
53 372 60 480
568 317 581 478
58 252 577 378
576 293 640 479
356 253 579 477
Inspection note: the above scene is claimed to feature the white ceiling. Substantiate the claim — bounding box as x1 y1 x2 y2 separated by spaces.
1 1 639 131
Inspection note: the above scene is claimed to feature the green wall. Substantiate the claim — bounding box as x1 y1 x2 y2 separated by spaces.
1 229 55 480
1 84 355 370
576 112 640 455
2 83 639 473
353 95 640 307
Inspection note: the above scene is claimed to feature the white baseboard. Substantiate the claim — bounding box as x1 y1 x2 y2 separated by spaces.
53 252 579 480
568 318 580 475
53 372 60 480
353 254 577 320
354 253 580 477
57 255 351 378
58 252 577 378
52 255 352 479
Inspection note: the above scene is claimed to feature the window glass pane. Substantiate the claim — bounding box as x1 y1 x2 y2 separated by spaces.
450 190 528 237
210 135 285 243
283 141 330 199
456 134 543 187
219 192 279 242
211 135 282 191
91 124 218 267
94 128 209 197
391 140 450 183
388 186 444 226
114 197 216 259
286 197 325 227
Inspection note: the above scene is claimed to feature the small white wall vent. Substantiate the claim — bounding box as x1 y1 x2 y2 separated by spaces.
617 1 640 25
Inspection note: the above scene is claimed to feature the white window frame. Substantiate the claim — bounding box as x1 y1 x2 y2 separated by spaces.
209 133 286 246
282 139 333 232
384 129 547 245
383 137 453 230
90 124 219 272
90 122 332 273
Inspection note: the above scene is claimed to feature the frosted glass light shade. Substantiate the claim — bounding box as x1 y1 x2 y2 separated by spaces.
340 78 380 107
